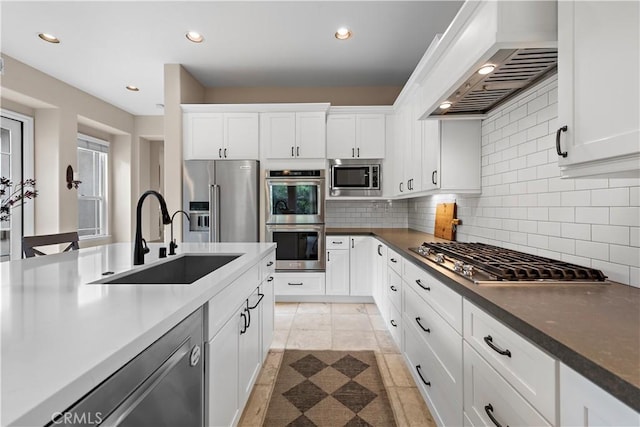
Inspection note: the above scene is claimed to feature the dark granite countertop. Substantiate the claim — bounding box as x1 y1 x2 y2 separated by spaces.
326 227 640 412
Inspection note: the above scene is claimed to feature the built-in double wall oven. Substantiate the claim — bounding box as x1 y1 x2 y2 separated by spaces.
265 170 325 271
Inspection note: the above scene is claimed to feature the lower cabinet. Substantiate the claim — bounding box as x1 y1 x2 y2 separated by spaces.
560 363 640 427
239 289 262 407
325 248 350 295
261 278 275 360
373 241 388 310
273 272 326 295
350 236 374 296
463 342 551 427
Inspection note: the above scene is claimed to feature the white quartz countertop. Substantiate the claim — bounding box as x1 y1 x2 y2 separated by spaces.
1 242 276 427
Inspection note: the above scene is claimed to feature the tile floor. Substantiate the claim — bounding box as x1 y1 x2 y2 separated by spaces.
238 302 436 427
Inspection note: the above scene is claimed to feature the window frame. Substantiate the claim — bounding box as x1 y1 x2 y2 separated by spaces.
77 133 109 240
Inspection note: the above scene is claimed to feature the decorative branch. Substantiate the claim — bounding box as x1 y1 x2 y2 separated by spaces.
1 177 38 222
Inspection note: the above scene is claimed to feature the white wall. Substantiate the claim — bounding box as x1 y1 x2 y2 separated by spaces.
408 75 639 287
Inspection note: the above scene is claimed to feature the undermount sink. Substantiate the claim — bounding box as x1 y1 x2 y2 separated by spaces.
94 254 241 285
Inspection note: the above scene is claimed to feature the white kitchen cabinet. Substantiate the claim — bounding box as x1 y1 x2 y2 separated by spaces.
261 280 275 360
560 363 639 426
349 236 374 296
464 342 551 427
557 1 640 178
207 307 241 427
262 111 326 159
326 114 385 159
372 241 388 311
325 248 350 296
183 112 259 160
421 120 481 193
395 90 424 195
273 272 326 296
239 289 262 407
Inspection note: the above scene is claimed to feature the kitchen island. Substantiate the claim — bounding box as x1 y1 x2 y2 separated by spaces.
328 228 640 421
1 242 275 427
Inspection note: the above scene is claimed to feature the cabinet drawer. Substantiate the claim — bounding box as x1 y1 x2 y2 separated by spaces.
208 264 259 341
260 251 276 283
388 248 402 274
404 321 463 427
326 236 349 249
387 300 402 348
464 342 551 427
404 284 462 392
386 269 402 311
463 300 556 423
403 260 462 333
274 273 325 295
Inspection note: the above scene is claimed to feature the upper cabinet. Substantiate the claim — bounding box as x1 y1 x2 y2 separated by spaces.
262 111 326 159
183 111 259 160
557 1 640 178
326 111 386 159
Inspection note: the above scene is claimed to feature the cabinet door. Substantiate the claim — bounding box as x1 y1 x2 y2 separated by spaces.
557 1 639 174
349 236 373 296
372 242 387 309
262 112 297 159
207 308 241 427
239 290 262 407
421 120 440 191
224 113 259 159
439 120 481 192
184 113 224 160
409 94 423 193
261 279 275 360
560 363 639 427
325 249 350 295
296 112 326 158
356 114 385 159
326 115 356 159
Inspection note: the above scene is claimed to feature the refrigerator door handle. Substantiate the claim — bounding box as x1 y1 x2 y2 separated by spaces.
210 184 221 242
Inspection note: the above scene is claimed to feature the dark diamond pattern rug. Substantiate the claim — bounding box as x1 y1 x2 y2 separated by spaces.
264 350 397 427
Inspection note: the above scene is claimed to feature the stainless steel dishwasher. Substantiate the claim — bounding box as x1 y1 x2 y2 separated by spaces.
50 308 204 427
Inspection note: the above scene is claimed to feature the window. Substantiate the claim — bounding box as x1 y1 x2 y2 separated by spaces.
77 134 108 238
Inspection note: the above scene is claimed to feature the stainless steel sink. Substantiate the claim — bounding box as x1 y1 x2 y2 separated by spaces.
94 254 241 285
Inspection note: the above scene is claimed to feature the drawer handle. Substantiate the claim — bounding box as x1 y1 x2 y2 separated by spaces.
377 244 383 256
390 320 397 327
247 293 264 310
288 282 303 286
415 365 431 387
267 277 274 282
416 279 431 291
240 312 248 335
332 241 343 244
390 285 398 292
484 335 512 358
484 404 507 427
556 125 568 158
390 258 398 263
266 261 274 267
415 317 430 333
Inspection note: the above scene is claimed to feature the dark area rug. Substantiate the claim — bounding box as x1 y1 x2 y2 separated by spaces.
263 350 397 427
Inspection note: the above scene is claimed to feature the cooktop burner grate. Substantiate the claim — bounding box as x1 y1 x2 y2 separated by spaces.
419 242 607 282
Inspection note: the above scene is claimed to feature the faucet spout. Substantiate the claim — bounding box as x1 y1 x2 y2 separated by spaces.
169 210 190 255
134 190 172 265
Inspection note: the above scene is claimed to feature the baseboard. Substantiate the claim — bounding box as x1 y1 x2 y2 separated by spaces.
275 295 375 303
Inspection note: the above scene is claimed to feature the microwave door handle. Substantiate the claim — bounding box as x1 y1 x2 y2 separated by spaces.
210 184 221 242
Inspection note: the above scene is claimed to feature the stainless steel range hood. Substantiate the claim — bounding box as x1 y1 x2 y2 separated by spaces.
408 1 558 120
431 48 557 116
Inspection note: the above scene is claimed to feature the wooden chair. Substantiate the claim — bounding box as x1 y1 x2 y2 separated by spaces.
22 232 80 258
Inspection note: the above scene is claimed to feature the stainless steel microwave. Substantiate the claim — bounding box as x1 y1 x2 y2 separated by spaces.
329 159 381 197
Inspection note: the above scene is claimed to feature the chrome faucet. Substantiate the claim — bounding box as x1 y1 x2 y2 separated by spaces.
169 210 190 256
134 190 172 265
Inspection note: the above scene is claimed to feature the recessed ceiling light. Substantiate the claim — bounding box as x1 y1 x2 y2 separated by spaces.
335 27 352 40
478 64 496 75
38 33 60 44
126 85 139 92
186 31 204 43
439 101 452 110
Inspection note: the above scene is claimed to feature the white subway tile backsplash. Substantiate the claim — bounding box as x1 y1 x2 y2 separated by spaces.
406 75 639 286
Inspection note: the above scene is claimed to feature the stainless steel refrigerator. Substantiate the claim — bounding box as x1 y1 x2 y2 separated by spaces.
183 160 259 242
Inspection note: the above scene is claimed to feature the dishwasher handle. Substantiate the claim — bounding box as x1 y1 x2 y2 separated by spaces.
100 338 193 427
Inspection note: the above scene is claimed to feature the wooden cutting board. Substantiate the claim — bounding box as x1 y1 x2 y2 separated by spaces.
434 203 458 241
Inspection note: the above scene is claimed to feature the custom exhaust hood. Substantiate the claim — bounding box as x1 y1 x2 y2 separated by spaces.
410 1 558 120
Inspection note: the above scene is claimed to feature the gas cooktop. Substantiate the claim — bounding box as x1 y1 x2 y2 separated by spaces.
410 242 608 285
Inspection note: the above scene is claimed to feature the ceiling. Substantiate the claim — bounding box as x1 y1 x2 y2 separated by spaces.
0 1 463 116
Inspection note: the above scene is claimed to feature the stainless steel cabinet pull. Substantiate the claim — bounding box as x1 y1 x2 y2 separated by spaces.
416 279 430 291
484 404 506 427
390 319 397 327
415 365 431 387
288 282 303 286
484 335 512 357
415 317 430 333
556 125 568 157
390 285 397 292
